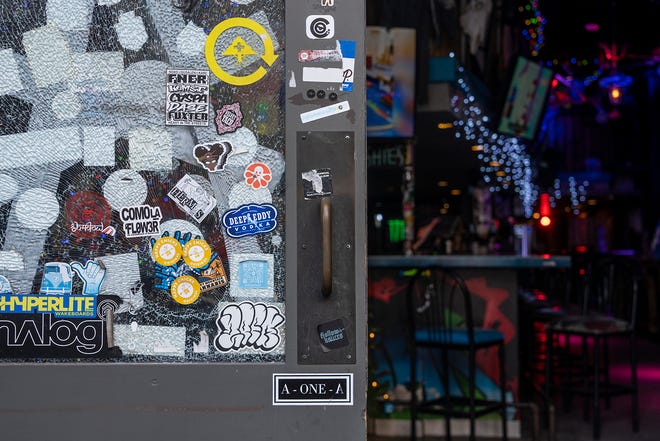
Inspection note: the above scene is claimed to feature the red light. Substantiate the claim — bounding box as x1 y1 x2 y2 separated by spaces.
541 253 551 259
576 245 587 253
551 78 559 88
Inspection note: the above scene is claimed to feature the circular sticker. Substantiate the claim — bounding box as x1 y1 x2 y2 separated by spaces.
151 236 183 266
183 239 212 268
65 191 113 238
244 162 272 189
170 275 201 305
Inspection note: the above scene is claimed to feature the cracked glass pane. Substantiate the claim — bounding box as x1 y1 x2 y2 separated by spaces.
0 0 285 363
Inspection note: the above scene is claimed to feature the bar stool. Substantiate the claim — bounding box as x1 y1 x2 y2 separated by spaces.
407 267 508 441
544 255 640 439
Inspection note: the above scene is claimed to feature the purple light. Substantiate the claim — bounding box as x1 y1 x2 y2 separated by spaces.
585 23 600 32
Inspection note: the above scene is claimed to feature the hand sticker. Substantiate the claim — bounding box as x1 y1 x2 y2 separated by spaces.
71 260 106 295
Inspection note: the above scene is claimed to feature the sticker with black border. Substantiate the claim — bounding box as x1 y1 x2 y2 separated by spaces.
273 373 353 406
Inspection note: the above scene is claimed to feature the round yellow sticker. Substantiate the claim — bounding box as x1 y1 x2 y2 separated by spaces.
183 239 212 268
170 275 201 305
151 236 183 266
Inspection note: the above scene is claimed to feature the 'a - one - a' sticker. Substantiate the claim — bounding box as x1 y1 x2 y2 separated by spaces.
222 203 277 238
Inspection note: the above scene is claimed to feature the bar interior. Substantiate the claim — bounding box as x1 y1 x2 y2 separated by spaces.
365 1 659 440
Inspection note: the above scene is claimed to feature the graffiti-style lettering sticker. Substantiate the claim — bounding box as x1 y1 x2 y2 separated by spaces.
302 168 333 199
300 100 350 124
244 162 272 189
151 236 183 266
215 102 243 134
166 69 210 127
222 203 278 238
119 205 162 238
170 275 201 305
214 301 284 352
193 141 232 172
40 262 73 295
71 260 106 296
168 174 217 222
204 18 279 86
182 239 212 269
306 15 334 39
65 191 112 238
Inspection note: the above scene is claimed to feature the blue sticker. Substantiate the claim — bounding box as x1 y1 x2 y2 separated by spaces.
40 262 73 295
238 260 270 289
0 293 98 318
222 203 278 238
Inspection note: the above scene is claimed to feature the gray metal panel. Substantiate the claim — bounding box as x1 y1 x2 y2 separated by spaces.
0 0 367 440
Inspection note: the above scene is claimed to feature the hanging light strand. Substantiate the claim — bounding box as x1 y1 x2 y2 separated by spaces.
451 64 539 218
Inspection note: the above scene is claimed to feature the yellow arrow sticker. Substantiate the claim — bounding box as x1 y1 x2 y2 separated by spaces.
205 17 279 86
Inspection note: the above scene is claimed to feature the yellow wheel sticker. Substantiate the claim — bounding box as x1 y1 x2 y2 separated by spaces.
170 275 201 305
204 17 279 86
183 239 212 268
151 236 183 266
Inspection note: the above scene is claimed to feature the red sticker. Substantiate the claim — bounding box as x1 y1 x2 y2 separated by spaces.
65 192 112 238
244 162 272 189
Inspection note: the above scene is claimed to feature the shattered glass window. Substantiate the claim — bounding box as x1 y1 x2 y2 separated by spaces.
0 0 286 363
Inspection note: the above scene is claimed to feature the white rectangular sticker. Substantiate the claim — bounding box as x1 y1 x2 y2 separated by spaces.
168 174 217 223
166 69 210 126
273 373 353 406
300 100 350 123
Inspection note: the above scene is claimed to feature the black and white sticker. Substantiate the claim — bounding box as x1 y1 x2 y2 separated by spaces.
306 15 334 39
273 373 353 405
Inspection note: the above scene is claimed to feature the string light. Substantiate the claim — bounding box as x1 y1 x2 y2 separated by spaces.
451 66 538 218
519 0 546 56
550 176 590 214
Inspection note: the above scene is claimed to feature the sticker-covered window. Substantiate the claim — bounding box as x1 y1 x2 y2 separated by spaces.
0 0 285 363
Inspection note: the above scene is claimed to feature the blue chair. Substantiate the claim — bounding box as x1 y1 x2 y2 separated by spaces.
407 267 508 441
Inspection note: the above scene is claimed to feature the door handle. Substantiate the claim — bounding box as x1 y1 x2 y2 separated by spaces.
321 197 332 296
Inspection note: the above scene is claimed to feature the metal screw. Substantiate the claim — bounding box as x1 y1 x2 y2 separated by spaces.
302 354 308 359
151 379 159 386
345 243 351 249
345 135 351 140
302 243 307 249
346 354 352 359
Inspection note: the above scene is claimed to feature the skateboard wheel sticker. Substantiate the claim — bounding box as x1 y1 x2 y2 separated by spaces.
152 236 183 266
170 275 201 305
183 239 212 268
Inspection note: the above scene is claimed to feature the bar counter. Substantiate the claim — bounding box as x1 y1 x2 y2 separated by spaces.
367 254 571 438
369 254 572 269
